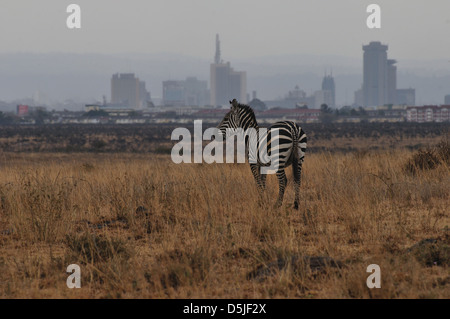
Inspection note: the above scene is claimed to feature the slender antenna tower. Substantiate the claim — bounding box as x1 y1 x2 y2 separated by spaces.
214 34 221 64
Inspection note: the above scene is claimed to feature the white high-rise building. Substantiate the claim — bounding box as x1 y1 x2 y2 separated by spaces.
210 34 247 106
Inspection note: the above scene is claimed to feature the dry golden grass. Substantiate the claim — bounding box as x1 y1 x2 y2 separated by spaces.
0 149 448 299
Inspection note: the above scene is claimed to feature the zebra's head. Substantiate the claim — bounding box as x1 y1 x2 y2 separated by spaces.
217 110 238 137
217 99 240 137
217 99 257 137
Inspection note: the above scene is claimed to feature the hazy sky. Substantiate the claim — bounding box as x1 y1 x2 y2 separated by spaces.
1 0 450 61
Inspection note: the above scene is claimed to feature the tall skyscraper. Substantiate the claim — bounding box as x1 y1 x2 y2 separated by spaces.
111 73 150 109
358 42 414 107
363 42 388 107
362 42 398 107
210 34 247 106
214 34 221 65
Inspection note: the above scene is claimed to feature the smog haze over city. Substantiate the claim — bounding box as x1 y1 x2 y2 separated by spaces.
1 0 450 110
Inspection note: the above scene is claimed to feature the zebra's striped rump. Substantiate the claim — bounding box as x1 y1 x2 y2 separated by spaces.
253 121 307 171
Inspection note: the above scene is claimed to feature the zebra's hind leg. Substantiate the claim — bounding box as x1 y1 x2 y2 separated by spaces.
250 164 268 208
260 172 267 190
250 164 264 193
275 169 287 208
293 160 303 210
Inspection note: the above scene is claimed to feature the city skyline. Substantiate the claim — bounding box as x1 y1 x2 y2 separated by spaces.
0 42 448 110
0 32 449 109
0 50 447 111
39 41 416 110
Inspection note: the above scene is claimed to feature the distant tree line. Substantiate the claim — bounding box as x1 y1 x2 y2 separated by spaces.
319 104 371 123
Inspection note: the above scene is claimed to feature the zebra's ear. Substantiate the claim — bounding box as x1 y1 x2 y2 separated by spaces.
230 99 239 113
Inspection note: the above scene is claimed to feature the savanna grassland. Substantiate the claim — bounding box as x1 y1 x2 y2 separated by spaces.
0 123 448 299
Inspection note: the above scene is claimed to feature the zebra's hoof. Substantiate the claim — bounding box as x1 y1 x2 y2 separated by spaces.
294 202 299 210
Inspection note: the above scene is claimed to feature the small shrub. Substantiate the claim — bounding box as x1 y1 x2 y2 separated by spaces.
65 233 130 264
408 238 450 267
154 248 212 290
91 139 107 150
404 149 440 174
435 138 450 164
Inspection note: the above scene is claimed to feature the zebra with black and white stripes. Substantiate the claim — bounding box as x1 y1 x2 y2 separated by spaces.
218 99 307 209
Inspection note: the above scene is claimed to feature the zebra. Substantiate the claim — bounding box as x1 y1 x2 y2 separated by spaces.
218 99 307 209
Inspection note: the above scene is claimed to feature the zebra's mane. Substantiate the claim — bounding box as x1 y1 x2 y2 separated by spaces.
236 103 258 127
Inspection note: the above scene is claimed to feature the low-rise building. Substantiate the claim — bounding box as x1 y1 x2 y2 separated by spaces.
406 105 450 122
